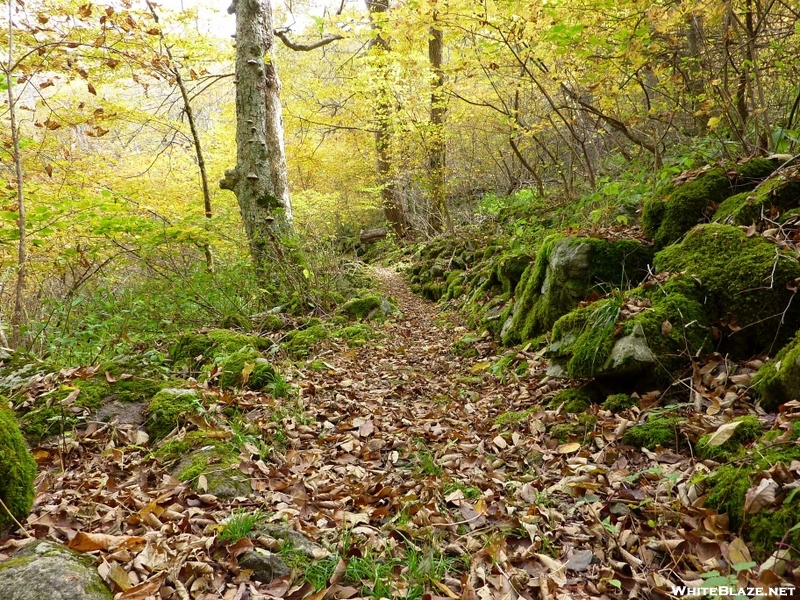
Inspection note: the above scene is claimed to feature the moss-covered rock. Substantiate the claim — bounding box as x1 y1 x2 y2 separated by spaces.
171 441 251 498
335 324 374 348
752 332 800 411
550 386 596 413
0 407 37 533
695 415 762 461
622 416 684 450
643 159 776 248
171 329 271 364
714 165 800 225
602 393 637 413
145 389 202 443
0 540 112 600
495 251 533 295
502 236 652 345
340 294 385 320
282 325 329 358
546 277 712 380
216 348 276 390
655 223 800 353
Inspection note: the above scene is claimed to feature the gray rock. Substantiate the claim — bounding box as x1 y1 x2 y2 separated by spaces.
0 540 112 600
608 323 656 373
255 524 329 559
95 401 146 426
238 550 290 583
173 446 251 499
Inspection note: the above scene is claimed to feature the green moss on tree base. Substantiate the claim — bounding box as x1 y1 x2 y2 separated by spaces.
0 407 37 533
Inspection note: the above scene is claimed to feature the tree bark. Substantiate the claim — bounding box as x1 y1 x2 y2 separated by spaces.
221 0 293 276
427 15 450 233
366 0 408 237
5 1 27 348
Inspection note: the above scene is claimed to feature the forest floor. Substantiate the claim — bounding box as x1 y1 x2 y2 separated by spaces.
1 267 761 599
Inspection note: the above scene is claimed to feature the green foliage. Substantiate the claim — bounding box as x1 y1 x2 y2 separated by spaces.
218 510 265 544
0 407 37 532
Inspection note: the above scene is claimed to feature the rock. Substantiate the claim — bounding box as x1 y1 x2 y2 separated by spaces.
642 158 776 249
0 540 112 600
238 550 290 583
145 389 201 443
172 445 251 499
502 235 652 346
0 406 37 534
255 524 330 559
546 277 711 380
94 401 146 426
752 332 800 411
565 549 595 572
216 349 276 390
655 223 800 353
714 164 800 225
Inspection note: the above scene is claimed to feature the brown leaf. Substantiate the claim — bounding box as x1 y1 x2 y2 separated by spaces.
705 421 742 447
118 573 166 600
69 532 146 552
744 478 778 514
87 82 97 95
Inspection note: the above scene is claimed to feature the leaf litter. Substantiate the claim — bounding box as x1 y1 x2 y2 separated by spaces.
1 266 799 598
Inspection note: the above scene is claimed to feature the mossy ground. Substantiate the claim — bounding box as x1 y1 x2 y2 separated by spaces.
171 329 272 365
704 444 800 560
0 407 37 532
550 386 595 413
752 331 800 410
146 389 203 442
282 325 329 358
216 348 276 390
340 294 384 320
622 416 684 450
695 415 762 461
602 393 637 412
714 167 800 225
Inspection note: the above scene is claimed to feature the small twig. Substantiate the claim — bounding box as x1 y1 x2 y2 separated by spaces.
0 496 34 538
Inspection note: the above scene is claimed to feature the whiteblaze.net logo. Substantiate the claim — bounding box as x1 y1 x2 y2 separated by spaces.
671 586 795 597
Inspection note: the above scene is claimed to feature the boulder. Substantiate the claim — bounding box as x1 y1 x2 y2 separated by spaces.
0 540 112 600
238 550 290 583
502 235 652 345
145 389 202 443
714 164 800 225
0 406 37 534
172 444 251 499
642 158 776 248
752 332 800 411
655 223 800 353
216 349 276 390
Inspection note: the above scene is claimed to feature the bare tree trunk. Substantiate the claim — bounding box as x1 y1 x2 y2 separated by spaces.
367 0 408 237
428 15 450 233
5 2 27 349
220 0 293 277
148 4 214 272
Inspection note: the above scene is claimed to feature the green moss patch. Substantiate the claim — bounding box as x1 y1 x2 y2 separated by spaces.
335 324 375 348
695 415 762 461
714 166 800 225
169 440 251 499
655 223 800 352
216 348 276 390
0 407 37 533
282 325 329 358
602 393 637 412
550 386 596 413
171 329 271 364
752 331 800 411
145 389 203 443
622 416 684 450
643 159 775 249
340 294 385 320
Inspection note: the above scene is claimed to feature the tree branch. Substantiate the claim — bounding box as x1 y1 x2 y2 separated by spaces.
274 30 343 51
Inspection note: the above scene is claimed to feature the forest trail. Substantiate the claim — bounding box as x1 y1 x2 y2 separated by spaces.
2 267 725 599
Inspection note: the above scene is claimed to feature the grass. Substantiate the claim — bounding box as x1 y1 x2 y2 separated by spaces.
218 509 265 544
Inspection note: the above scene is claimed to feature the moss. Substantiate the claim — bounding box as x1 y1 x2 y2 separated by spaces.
341 294 383 320
602 394 637 413
643 160 775 249
171 329 271 364
257 314 284 332
495 251 533 295
695 415 763 461
0 407 37 532
714 167 800 225
335 324 374 348
622 416 684 450
145 389 202 443
752 331 800 411
495 407 537 427
705 444 800 560
655 224 800 353
217 348 276 390
282 325 329 358
549 415 597 443
220 314 252 331
551 386 595 413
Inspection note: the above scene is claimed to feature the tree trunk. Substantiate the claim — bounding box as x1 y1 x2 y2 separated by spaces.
367 0 408 237
428 16 450 234
220 0 293 276
5 2 27 349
